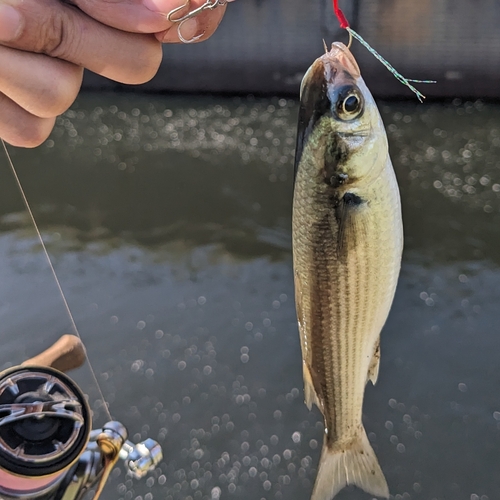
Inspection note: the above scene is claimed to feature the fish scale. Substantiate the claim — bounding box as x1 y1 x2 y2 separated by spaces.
292 42 403 500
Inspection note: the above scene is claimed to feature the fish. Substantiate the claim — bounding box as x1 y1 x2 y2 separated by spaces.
292 42 403 500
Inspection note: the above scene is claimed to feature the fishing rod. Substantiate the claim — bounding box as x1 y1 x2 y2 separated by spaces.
0 334 162 500
0 134 163 499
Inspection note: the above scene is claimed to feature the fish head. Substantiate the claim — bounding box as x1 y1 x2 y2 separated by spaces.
295 43 388 187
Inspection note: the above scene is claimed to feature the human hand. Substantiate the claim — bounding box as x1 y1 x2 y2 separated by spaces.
0 0 228 147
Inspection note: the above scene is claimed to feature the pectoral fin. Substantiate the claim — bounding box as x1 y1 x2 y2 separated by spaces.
367 339 381 385
333 192 367 259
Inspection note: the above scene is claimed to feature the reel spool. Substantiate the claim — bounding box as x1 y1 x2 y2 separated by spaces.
0 365 90 498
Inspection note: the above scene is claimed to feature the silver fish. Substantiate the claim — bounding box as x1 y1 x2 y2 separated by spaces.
292 42 403 500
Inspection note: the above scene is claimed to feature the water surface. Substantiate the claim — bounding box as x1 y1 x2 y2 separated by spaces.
0 95 499 500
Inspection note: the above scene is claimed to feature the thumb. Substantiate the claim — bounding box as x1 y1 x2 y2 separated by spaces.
0 0 162 84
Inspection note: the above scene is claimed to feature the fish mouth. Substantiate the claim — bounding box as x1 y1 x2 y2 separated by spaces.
299 42 360 98
324 42 361 79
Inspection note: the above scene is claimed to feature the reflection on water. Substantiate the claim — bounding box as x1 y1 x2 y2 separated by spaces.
0 94 500 500
1 95 295 261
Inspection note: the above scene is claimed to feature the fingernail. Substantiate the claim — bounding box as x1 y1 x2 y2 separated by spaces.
0 5 22 42
142 0 175 13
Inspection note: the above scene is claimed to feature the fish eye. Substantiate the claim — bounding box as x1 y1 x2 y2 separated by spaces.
344 95 359 113
336 89 363 120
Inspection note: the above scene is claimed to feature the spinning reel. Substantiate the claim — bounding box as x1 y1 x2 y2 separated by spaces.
0 335 162 499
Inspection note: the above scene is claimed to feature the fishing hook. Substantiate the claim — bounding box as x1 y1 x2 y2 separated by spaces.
167 0 228 43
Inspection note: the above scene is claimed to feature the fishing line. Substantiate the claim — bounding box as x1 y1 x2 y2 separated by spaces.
332 0 436 102
1 138 113 422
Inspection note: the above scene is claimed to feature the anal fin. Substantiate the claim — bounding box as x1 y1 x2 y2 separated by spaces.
367 339 381 385
303 362 321 411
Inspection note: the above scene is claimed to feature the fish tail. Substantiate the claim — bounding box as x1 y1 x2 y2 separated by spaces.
311 427 389 500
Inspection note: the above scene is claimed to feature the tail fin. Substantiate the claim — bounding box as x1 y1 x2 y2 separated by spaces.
311 427 389 500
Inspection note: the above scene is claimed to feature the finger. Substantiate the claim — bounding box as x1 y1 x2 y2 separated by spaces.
0 45 83 118
157 2 226 43
0 92 56 148
68 0 175 33
0 0 163 84
71 0 228 43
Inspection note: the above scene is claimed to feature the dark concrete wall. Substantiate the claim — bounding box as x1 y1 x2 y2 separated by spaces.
83 0 500 99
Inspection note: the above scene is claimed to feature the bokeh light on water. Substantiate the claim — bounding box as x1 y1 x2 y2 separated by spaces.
0 94 500 500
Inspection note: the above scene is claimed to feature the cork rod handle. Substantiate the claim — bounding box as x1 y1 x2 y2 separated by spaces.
22 334 87 373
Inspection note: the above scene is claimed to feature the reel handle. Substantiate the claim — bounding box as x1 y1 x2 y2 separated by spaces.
22 334 87 373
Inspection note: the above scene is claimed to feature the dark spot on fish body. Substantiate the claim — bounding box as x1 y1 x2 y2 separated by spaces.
327 191 363 212
343 192 363 206
327 173 348 188
323 134 350 188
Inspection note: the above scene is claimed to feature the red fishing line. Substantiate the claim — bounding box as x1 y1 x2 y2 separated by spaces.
332 0 350 29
